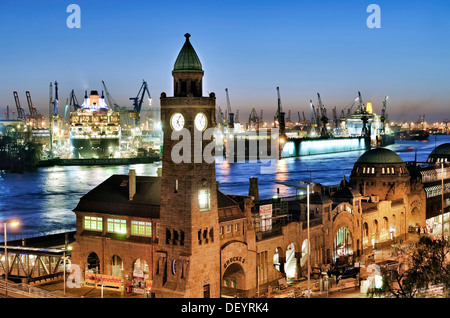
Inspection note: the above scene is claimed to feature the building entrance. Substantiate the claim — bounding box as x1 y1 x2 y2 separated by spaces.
334 227 353 264
222 262 245 298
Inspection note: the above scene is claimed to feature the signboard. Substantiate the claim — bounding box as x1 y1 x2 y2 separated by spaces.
259 204 272 216
133 267 144 278
259 204 272 231
85 273 123 290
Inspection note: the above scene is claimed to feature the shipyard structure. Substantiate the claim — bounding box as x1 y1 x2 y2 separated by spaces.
68 34 449 298
217 84 394 160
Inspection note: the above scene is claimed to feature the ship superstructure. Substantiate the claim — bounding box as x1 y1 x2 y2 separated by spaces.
69 90 121 158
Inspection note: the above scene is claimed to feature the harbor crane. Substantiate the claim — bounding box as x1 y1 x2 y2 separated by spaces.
345 95 360 117
25 91 40 118
102 80 122 111
380 96 388 133
13 91 28 120
275 87 286 135
225 88 234 128
248 108 259 130
69 89 81 112
26 91 44 127
317 93 329 136
310 100 317 125
129 80 151 127
357 91 365 113
216 106 225 126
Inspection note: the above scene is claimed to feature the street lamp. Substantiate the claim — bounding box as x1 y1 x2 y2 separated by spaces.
300 181 313 298
2 220 19 298
441 162 445 239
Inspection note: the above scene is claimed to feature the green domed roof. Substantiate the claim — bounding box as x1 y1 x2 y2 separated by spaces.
356 148 404 164
429 143 450 156
173 33 203 73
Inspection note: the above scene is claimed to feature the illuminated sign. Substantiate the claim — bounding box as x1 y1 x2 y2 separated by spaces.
85 273 123 290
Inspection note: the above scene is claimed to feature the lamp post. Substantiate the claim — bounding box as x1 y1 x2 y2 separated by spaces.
300 181 312 298
442 162 445 239
2 220 19 298
307 183 311 298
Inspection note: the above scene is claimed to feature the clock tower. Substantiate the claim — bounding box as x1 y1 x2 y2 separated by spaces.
153 34 220 298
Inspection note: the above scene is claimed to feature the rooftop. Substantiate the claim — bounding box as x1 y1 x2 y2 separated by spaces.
356 147 404 164
173 33 203 73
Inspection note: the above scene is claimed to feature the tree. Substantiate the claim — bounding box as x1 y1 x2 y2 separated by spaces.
380 236 450 298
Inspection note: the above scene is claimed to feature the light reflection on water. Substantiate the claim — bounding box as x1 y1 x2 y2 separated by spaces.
0 135 448 238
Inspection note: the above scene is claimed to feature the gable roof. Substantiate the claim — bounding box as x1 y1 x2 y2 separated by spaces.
73 175 161 218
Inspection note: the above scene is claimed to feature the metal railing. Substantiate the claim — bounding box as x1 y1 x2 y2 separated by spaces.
0 278 63 298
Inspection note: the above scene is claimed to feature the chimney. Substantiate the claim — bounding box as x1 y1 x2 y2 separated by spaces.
129 169 136 200
249 177 259 203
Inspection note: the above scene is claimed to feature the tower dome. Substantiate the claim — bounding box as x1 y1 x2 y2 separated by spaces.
171 33 204 97
427 143 450 163
351 147 409 200
173 33 203 73
356 147 403 164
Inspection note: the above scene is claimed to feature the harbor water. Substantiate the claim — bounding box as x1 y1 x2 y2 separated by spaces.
0 135 448 240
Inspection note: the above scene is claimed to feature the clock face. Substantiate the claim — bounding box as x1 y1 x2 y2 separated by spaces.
194 112 207 131
170 113 185 131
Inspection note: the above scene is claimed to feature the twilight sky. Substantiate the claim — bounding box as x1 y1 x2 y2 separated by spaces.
0 0 449 123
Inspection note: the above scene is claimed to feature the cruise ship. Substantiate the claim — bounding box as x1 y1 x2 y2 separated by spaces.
69 90 121 159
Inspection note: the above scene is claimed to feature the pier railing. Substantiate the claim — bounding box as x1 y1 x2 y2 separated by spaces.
0 228 76 244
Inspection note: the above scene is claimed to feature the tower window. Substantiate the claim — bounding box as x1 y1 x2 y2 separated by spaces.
198 189 210 211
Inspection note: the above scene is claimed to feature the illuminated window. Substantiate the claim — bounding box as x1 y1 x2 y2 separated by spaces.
107 218 127 234
382 167 385 174
131 221 152 237
84 216 102 231
198 189 210 211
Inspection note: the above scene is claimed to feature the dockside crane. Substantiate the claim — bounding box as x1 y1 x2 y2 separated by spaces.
13 91 28 120
310 100 316 125
248 108 259 130
102 80 121 110
69 89 81 112
26 90 44 127
216 106 225 126
275 87 286 136
225 88 234 128
25 91 39 118
380 96 388 133
129 80 152 127
345 95 359 117
317 93 329 136
48 81 61 154
358 91 365 113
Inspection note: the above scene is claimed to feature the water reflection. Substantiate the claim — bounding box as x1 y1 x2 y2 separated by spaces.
0 135 448 238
